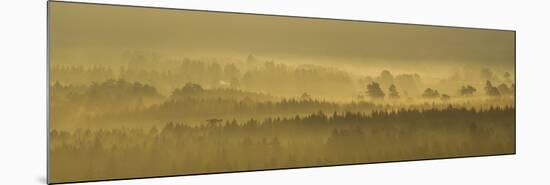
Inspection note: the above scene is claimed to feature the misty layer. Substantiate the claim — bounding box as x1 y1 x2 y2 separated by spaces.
50 107 514 183
48 1 515 184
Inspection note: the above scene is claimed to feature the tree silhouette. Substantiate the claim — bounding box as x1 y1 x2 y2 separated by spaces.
206 118 223 126
388 84 400 99
484 80 501 96
366 82 385 99
460 85 477 96
422 88 440 99
182 83 203 92
170 83 204 99
377 70 394 87
300 92 312 101
497 83 512 95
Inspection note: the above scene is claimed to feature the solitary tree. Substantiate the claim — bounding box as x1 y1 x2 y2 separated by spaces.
460 85 477 96
300 92 312 101
388 84 400 99
377 70 394 87
366 82 385 99
422 88 440 99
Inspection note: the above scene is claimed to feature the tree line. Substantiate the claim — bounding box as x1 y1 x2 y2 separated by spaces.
50 106 515 183
363 79 514 101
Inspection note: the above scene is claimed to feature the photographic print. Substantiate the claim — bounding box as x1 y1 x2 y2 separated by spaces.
48 1 515 184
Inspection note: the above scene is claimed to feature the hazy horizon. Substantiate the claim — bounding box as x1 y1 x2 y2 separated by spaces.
50 2 514 71
48 2 515 184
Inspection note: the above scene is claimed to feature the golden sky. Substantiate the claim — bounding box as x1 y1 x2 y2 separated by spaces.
49 1 514 68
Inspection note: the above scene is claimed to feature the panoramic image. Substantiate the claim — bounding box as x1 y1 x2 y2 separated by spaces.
48 1 515 183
